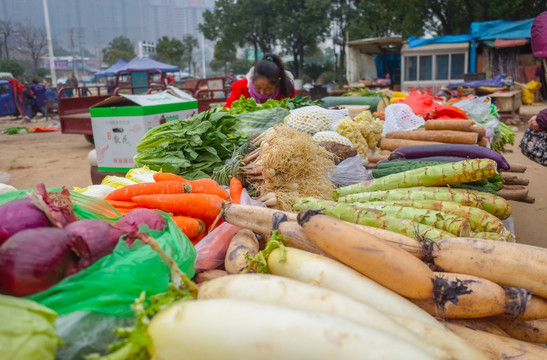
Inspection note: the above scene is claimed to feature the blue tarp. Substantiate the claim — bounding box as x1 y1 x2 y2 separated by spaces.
117 57 180 73
470 19 534 41
406 18 534 73
407 35 472 49
446 74 507 89
94 59 127 78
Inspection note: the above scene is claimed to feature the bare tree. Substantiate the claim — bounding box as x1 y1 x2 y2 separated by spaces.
0 18 19 59
17 23 48 72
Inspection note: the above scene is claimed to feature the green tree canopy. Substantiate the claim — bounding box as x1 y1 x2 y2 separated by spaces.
275 0 331 78
200 0 278 60
0 59 24 78
102 36 134 66
155 36 184 66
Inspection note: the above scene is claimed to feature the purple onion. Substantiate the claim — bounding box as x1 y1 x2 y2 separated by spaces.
64 219 125 263
0 227 91 296
115 208 167 234
0 198 51 246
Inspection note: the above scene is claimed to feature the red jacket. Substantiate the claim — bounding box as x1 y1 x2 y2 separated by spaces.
224 78 295 108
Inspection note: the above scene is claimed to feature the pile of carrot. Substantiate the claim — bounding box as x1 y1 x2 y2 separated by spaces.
102 172 244 245
379 119 488 152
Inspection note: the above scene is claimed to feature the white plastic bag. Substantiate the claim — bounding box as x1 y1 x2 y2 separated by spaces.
328 155 373 186
382 103 425 136
453 96 501 143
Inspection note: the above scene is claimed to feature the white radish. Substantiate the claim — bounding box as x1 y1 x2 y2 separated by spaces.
148 298 437 360
198 273 451 359
267 247 442 328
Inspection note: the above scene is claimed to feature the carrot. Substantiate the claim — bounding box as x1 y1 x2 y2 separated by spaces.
183 178 228 200
153 172 189 183
190 232 206 246
104 181 185 202
113 207 146 215
132 193 224 220
104 199 139 209
385 130 478 144
171 215 206 239
229 177 243 204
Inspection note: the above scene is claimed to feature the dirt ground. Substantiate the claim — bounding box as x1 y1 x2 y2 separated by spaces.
1 110 546 248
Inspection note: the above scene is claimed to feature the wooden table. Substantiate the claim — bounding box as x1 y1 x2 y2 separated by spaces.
488 90 522 120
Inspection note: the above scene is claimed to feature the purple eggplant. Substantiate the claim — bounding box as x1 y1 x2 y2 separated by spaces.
388 144 510 170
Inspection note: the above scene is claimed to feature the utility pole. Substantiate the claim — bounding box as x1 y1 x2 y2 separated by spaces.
70 28 78 78
200 32 206 78
42 0 56 85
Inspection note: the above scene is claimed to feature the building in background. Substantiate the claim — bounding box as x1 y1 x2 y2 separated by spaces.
0 0 215 74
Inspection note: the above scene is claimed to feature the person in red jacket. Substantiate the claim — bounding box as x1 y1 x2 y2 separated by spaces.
224 53 295 108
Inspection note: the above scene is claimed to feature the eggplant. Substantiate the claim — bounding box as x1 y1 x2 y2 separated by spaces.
388 144 510 170
382 156 469 163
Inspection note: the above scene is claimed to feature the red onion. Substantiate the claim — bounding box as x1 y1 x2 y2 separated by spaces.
64 220 125 262
29 184 78 227
115 208 167 234
0 198 51 246
0 227 91 296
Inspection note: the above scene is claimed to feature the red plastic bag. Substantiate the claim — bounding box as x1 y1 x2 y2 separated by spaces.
398 90 440 116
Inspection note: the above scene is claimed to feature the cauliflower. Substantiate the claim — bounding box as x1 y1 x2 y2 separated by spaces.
335 118 368 157
354 110 383 149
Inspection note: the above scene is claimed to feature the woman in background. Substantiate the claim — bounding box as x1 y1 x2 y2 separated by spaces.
224 53 295 108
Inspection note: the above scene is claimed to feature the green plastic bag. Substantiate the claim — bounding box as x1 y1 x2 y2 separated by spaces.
0 188 196 317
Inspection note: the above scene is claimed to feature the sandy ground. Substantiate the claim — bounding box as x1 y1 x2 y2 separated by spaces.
1 111 546 248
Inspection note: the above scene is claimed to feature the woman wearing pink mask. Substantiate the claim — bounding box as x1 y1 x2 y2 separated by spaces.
224 53 295 108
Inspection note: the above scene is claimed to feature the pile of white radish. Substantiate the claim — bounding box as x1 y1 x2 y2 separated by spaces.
180 203 547 359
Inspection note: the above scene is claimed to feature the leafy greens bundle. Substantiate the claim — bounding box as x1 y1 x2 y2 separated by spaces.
134 110 245 180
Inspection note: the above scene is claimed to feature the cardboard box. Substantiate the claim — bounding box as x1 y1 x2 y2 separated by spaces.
90 88 197 172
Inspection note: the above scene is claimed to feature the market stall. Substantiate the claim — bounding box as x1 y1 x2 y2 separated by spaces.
2 90 547 359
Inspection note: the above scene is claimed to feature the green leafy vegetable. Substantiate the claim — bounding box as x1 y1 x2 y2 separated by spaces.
0 295 60 360
228 95 323 113
134 110 245 179
3 126 32 135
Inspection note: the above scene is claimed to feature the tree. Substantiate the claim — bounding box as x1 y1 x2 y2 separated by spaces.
275 0 331 78
200 0 278 60
181 34 198 75
17 23 48 73
209 38 237 73
414 0 547 35
102 36 134 65
0 59 24 78
0 19 18 59
156 36 184 66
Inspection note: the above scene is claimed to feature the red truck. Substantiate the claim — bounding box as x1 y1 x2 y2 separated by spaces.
57 71 231 143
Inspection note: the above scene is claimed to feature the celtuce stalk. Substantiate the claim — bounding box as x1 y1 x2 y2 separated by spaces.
351 203 471 236
358 200 506 234
334 159 498 198
337 187 482 208
292 198 454 242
